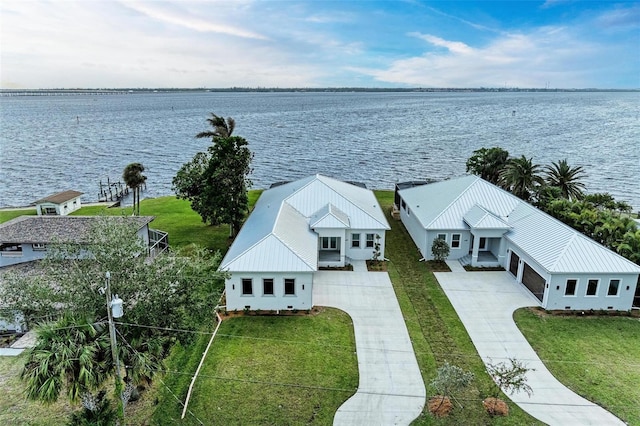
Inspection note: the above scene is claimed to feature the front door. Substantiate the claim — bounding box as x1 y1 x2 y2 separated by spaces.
479 237 487 250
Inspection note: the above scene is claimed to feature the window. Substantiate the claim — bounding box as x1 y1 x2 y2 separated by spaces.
451 234 461 248
401 200 406 210
284 278 295 295
321 237 338 249
586 279 599 296
32 243 47 251
43 207 57 215
263 278 274 295
366 233 375 248
607 279 620 296
241 278 253 295
565 279 577 296
407 208 411 216
351 233 360 248
0 243 23 256
437 233 447 241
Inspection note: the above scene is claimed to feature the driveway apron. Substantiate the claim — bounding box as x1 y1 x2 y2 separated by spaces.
313 271 426 426
435 271 625 426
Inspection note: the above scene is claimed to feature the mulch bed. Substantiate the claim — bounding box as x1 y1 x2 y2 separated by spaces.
483 397 509 416
366 260 388 271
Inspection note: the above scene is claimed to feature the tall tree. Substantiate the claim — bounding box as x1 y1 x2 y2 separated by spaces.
465 147 510 184
544 159 587 201
499 155 544 201
173 114 253 237
122 163 147 216
0 218 226 416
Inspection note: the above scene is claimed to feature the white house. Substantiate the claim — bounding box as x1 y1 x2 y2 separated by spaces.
398 175 640 311
34 190 83 216
221 174 390 311
0 216 167 268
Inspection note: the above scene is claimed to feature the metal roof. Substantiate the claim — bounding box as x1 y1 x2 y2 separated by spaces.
463 204 511 230
0 216 154 244
220 174 389 272
400 176 640 274
310 204 350 229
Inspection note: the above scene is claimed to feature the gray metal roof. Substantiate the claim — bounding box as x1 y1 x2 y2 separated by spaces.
220 174 389 272
463 204 511 230
0 216 154 244
400 176 640 274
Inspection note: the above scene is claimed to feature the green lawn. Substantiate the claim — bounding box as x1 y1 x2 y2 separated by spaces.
153 308 358 425
0 356 72 425
0 208 36 224
515 309 640 425
375 191 541 425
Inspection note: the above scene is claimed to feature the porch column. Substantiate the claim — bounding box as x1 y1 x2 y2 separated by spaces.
471 234 480 267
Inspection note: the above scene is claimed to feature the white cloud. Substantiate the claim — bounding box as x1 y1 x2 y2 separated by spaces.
359 27 600 88
121 1 268 40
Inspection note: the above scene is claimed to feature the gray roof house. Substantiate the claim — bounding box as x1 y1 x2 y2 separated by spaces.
220 174 390 311
398 175 640 311
0 216 168 268
34 190 83 216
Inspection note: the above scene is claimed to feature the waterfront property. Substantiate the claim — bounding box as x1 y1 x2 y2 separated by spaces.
34 190 83 216
220 174 390 311
398 175 640 311
0 215 168 268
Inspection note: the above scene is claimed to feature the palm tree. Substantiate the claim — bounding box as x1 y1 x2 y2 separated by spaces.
499 155 544 201
21 315 111 405
196 113 235 139
544 159 587 201
122 163 147 216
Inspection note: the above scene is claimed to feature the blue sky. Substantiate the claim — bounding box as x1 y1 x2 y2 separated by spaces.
1 1 638 89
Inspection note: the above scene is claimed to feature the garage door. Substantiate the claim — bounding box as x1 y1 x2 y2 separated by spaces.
508 252 519 277
521 263 545 302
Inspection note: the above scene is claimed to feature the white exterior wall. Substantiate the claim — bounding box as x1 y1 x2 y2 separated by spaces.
36 196 82 216
546 273 638 311
399 201 428 257
225 271 314 311
505 246 551 306
423 230 471 260
345 229 387 261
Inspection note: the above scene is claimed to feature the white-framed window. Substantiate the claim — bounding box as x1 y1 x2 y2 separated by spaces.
607 279 620 296
586 279 599 296
401 200 406 210
32 243 47 251
263 278 274 296
451 234 461 248
321 237 338 249
284 278 295 296
366 233 375 248
0 243 23 256
565 279 577 296
437 233 447 241
351 233 360 248
241 278 253 295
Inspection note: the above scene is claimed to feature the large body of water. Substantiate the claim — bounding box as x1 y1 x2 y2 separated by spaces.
1 91 639 210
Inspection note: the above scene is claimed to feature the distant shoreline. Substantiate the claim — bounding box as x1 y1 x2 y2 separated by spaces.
1 87 639 96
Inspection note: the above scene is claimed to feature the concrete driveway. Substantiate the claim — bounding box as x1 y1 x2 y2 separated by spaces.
435 270 625 426
313 270 425 426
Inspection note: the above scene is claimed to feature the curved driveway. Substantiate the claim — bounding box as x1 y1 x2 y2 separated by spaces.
313 270 425 426
435 270 625 426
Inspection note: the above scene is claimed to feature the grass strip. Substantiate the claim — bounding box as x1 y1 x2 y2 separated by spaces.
515 308 640 425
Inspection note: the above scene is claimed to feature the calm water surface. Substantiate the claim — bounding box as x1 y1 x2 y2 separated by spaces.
1 91 639 210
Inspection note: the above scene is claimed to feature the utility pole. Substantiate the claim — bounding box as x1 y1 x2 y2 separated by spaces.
105 271 125 422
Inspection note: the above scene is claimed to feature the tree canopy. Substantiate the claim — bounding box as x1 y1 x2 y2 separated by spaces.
0 217 226 416
544 159 587 201
465 147 510 185
173 114 253 237
122 163 147 216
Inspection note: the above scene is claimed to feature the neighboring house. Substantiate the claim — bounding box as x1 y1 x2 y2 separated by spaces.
0 216 168 268
34 190 83 216
221 174 390 311
398 175 640 311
